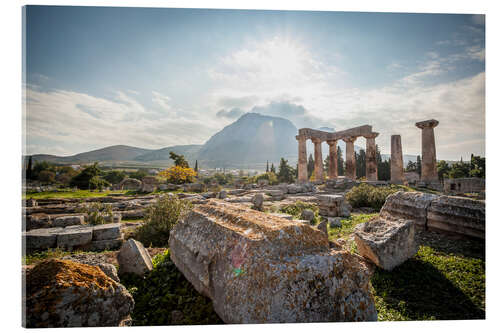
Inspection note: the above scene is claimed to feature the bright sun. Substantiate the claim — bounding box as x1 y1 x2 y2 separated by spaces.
259 37 307 79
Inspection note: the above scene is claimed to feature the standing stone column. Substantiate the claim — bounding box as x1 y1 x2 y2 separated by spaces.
364 132 379 181
312 138 324 182
343 136 357 180
390 135 404 184
327 140 338 180
416 119 439 183
296 135 308 183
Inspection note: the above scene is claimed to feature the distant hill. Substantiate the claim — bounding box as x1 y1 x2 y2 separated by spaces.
134 145 202 165
32 145 153 164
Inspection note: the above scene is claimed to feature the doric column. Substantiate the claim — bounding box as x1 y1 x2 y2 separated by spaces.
311 138 324 182
364 132 378 181
296 135 308 183
343 136 357 180
327 140 338 180
390 135 404 184
416 119 439 183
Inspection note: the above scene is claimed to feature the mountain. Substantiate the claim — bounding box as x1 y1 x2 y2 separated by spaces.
32 145 153 164
196 113 298 169
134 145 202 165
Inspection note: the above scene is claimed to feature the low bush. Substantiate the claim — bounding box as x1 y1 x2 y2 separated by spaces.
345 183 405 211
253 172 278 185
77 202 114 225
279 200 319 224
135 195 192 247
120 250 223 326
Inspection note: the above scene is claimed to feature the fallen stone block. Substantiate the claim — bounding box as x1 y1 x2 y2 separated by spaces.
52 215 85 228
427 195 485 239
354 218 418 271
252 193 264 210
317 220 328 234
23 227 63 252
117 239 153 277
87 237 124 252
328 217 342 228
25 259 133 327
169 200 377 323
300 209 315 222
56 228 93 250
92 223 122 241
380 191 437 228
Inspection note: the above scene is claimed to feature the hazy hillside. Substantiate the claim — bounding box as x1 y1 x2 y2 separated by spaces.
134 145 202 165
196 113 298 169
32 145 153 164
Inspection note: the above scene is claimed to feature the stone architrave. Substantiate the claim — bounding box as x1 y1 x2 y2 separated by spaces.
390 135 404 184
343 136 357 180
327 140 338 180
415 119 439 183
312 138 324 182
364 132 378 181
296 135 308 183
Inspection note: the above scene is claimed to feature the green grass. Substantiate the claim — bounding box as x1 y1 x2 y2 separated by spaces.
326 212 485 321
327 213 378 240
23 189 129 200
22 248 113 266
372 245 485 320
121 250 223 326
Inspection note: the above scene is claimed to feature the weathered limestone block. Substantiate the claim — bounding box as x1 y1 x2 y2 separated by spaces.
317 220 328 234
328 217 342 228
61 254 120 282
169 201 377 323
25 214 51 231
25 259 134 327
380 191 437 228
252 193 264 210
140 176 159 192
228 189 246 196
119 209 145 219
300 209 315 222
354 218 418 271
117 239 153 277
317 194 347 217
218 190 227 199
202 192 217 199
265 189 285 201
87 237 124 252
184 183 206 193
92 223 122 241
57 228 93 250
26 198 38 207
53 215 85 228
23 227 64 252
286 184 302 194
427 196 485 239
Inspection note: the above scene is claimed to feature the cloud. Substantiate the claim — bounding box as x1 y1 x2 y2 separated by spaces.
152 91 172 111
24 87 222 155
216 108 245 119
249 101 323 129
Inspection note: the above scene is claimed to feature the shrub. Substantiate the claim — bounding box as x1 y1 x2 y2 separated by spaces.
135 195 192 247
279 200 319 224
89 176 110 191
159 166 196 185
120 250 222 326
78 202 113 225
70 163 101 189
38 170 56 183
253 172 278 185
345 183 404 211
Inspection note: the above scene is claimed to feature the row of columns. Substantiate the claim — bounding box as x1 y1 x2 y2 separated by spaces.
297 132 379 183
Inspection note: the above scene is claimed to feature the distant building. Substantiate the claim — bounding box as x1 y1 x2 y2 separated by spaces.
443 178 485 194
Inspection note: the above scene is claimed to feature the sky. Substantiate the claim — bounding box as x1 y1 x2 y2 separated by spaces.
23 6 485 160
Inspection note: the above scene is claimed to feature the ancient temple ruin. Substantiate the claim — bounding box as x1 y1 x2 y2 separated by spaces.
296 125 378 183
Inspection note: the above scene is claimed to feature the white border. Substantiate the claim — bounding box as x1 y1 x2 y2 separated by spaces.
2 1 498 332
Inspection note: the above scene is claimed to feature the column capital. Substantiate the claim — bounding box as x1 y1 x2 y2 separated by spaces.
364 132 379 140
311 137 323 144
326 139 338 146
295 135 307 141
416 119 439 129
343 136 357 143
